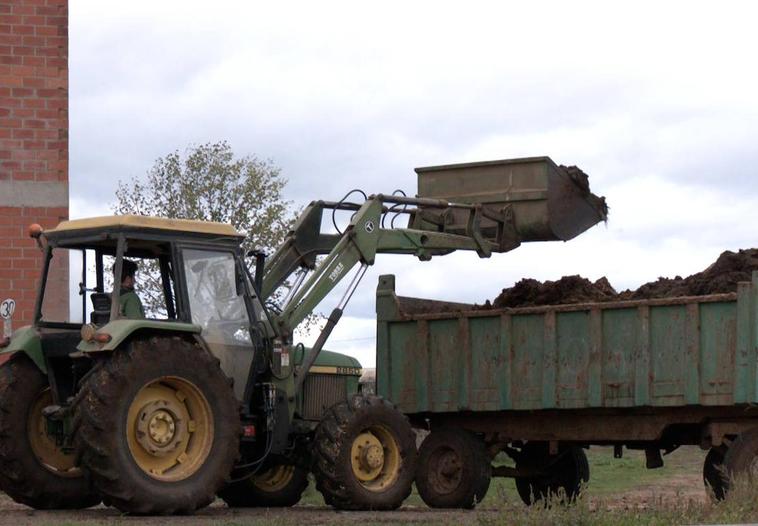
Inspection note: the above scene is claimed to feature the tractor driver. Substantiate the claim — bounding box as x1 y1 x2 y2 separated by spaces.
113 259 145 319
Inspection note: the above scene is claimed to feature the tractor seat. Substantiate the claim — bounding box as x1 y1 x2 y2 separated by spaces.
90 292 111 325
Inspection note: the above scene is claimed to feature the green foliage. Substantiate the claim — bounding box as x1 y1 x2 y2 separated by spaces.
114 141 292 254
113 141 295 315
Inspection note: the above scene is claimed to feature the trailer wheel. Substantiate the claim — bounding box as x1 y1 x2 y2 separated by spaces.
74 337 240 514
0 354 100 510
703 445 728 500
721 428 758 495
415 428 491 509
219 463 308 507
515 443 589 505
313 394 416 510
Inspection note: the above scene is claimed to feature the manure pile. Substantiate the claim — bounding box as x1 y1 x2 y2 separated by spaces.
485 249 758 309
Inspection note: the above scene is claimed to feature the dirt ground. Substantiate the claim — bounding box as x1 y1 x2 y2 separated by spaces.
0 472 706 526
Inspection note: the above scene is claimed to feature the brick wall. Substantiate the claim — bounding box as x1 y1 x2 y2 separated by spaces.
0 0 68 329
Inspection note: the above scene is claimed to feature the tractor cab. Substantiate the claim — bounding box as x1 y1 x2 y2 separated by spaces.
6 215 271 404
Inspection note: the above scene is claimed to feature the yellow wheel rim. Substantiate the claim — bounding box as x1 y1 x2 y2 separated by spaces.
350 425 401 492
27 388 79 477
126 376 213 482
253 465 295 493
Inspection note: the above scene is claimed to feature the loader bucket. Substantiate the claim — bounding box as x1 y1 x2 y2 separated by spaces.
414 156 607 244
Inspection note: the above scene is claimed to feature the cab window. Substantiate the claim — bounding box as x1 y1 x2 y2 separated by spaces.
181 249 250 345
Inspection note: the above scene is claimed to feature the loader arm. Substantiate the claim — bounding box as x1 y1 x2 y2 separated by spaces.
266 195 510 337
262 157 607 393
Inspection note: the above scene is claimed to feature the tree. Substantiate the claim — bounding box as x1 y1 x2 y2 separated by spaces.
113 141 295 315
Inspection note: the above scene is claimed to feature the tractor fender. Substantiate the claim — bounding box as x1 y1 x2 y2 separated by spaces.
0 325 46 373
77 319 202 353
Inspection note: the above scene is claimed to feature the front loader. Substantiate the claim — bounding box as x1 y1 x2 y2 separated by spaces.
0 156 606 513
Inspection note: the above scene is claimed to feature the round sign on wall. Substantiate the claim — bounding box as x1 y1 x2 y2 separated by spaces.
0 299 15 320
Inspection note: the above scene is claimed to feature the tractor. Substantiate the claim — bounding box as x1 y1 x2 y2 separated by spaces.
0 157 607 513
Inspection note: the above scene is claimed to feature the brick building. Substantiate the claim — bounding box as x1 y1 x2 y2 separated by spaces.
0 0 69 328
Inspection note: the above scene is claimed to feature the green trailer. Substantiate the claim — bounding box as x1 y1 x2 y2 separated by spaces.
376 272 758 507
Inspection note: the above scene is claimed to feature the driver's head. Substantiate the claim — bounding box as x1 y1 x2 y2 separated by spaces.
114 259 138 289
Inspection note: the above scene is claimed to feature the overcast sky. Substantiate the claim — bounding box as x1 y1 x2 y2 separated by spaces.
69 1 758 366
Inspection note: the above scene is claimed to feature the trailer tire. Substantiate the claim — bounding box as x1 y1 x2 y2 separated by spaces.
703 445 728 500
722 428 758 495
313 394 416 510
515 443 589 505
219 463 308 507
0 354 100 510
74 337 240 514
415 427 491 509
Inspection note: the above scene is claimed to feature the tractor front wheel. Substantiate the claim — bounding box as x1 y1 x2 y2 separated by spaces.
74 337 240 514
313 394 416 510
0 354 100 509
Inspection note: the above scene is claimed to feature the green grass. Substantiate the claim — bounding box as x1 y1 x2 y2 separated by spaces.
480 476 758 526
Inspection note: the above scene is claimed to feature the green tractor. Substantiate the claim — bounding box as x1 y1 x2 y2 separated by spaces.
0 157 607 514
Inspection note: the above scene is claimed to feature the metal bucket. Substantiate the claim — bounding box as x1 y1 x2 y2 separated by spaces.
414 156 607 243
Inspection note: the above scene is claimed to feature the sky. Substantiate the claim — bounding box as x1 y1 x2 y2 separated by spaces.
69 1 758 367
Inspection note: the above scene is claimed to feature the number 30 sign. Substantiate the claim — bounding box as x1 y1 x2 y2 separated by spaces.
0 299 15 320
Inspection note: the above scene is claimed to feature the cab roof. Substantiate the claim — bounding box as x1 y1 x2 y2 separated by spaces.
47 215 244 238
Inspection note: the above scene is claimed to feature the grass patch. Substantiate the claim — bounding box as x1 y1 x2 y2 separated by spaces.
481 476 758 526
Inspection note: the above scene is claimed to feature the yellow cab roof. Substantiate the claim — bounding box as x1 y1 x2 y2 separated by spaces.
47 215 244 238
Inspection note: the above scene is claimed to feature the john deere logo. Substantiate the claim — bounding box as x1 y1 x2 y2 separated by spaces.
364 220 375 233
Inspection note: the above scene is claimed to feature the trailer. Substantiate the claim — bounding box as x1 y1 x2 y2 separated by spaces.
376 272 758 507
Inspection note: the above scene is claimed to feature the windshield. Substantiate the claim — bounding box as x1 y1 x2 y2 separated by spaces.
182 249 250 343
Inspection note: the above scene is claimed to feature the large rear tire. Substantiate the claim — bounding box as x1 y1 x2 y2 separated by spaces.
0 354 100 509
415 427 491 509
515 443 589 506
219 463 309 507
74 337 240 514
313 394 416 510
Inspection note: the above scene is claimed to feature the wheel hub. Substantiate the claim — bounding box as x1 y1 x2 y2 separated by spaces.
135 397 187 458
351 432 385 481
428 448 463 494
148 410 176 445
361 444 385 471
27 388 79 477
254 465 296 492
349 426 402 492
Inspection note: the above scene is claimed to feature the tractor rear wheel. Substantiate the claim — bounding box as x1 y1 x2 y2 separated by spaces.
0 354 100 509
74 337 240 514
219 463 309 507
313 394 416 510
515 442 589 506
415 427 491 508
